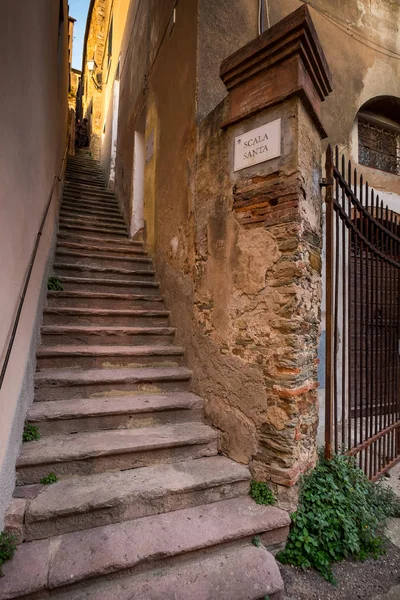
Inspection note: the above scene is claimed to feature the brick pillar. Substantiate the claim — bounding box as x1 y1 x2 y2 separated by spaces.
220 6 332 506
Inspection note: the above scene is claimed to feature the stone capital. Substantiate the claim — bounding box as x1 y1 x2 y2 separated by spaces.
220 5 332 137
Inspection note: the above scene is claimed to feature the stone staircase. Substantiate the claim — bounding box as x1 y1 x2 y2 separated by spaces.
1 154 289 600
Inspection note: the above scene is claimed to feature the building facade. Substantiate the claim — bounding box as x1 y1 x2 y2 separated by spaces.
80 0 400 505
0 0 69 525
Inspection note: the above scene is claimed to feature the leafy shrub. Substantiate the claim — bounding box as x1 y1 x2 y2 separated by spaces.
47 276 63 291
40 473 58 485
250 480 276 506
22 423 40 442
277 452 398 583
0 531 17 576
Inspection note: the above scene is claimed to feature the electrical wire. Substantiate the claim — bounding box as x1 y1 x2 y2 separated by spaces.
299 0 400 62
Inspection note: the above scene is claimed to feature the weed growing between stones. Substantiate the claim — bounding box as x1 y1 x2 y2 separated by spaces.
277 451 400 583
252 535 262 547
250 480 276 506
0 531 17 576
47 276 64 291
40 473 58 485
22 423 40 442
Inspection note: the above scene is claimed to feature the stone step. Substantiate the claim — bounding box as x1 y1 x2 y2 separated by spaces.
23 456 250 540
59 223 128 240
43 307 170 327
60 209 125 227
61 201 122 217
64 183 116 198
57 231 143 248
55 248 153 270
59 217 126 235
53 262 155 282
41 324 175 346
27 391 202 434
36 343 185 369
65 174 105 185
56 240 147 256
55 275 160 294
0 497 289 599
50 545 285 600
46 290 164 309
34 366 192 401
66 167 103 177
16 423 218 484
62 194 120 209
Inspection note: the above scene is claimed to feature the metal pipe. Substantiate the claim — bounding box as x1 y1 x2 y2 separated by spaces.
0 145 68 390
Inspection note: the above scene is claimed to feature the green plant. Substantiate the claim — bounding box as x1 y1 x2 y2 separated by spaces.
47 276 63 291
252 535 262 548
250 480 276 506
40 473 58 485
276 452 398 583
0 531 17 576
22 423 40 442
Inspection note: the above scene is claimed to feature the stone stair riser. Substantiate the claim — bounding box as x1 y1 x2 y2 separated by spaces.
57 232 143 248
34 378 191 402
46 294 164 309
29 406 203 436
41 332 175 346
37 352 183 370
59 225 127 239
56 279 160 294
16 440 218 485
56 242 146 256
59 211 125 227
54 266 155 281
54 253 153 271
42 313 168 327
61 202 122 217
24 480 249 541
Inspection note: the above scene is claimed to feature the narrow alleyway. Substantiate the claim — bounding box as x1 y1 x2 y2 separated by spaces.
0 153 289 599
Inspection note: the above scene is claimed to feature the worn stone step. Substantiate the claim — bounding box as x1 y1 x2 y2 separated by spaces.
57 231 142 248
54 545 285 600
60 210 125 227
53 262 155 282
23 456 250 540
66 166 103 176
36 344 184 370
65 174 105 185
43 307 170 327
56 240 147 256
59 223 127 239
16 423 218 484
47 290 164 309
0 497 289 599
55 249 152 270
59 217 126 234
61 201 122 217
34 366 191 401
64 183 116 198
41 324 175 347
62 195 119 210
27 391 202 434
55 275 160 294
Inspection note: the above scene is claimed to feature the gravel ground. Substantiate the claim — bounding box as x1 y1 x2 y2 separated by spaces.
280 540 400 600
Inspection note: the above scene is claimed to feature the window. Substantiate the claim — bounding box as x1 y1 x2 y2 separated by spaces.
357 96 400 175
358 117 399 174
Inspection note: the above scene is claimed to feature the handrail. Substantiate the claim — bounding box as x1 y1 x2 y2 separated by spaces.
0 145 69 390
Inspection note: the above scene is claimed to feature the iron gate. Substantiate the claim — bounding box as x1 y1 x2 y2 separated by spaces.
325 145 400 479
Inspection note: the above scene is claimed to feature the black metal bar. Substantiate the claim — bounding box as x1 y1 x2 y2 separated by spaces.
325 145 334 460
0 147 68 389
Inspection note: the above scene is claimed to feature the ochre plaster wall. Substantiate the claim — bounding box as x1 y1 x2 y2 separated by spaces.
0 0 69 525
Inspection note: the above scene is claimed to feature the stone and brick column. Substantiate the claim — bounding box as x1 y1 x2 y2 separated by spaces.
218 6 332 505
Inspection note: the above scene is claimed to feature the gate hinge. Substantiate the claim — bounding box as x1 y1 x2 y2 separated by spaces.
320 178 333 187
